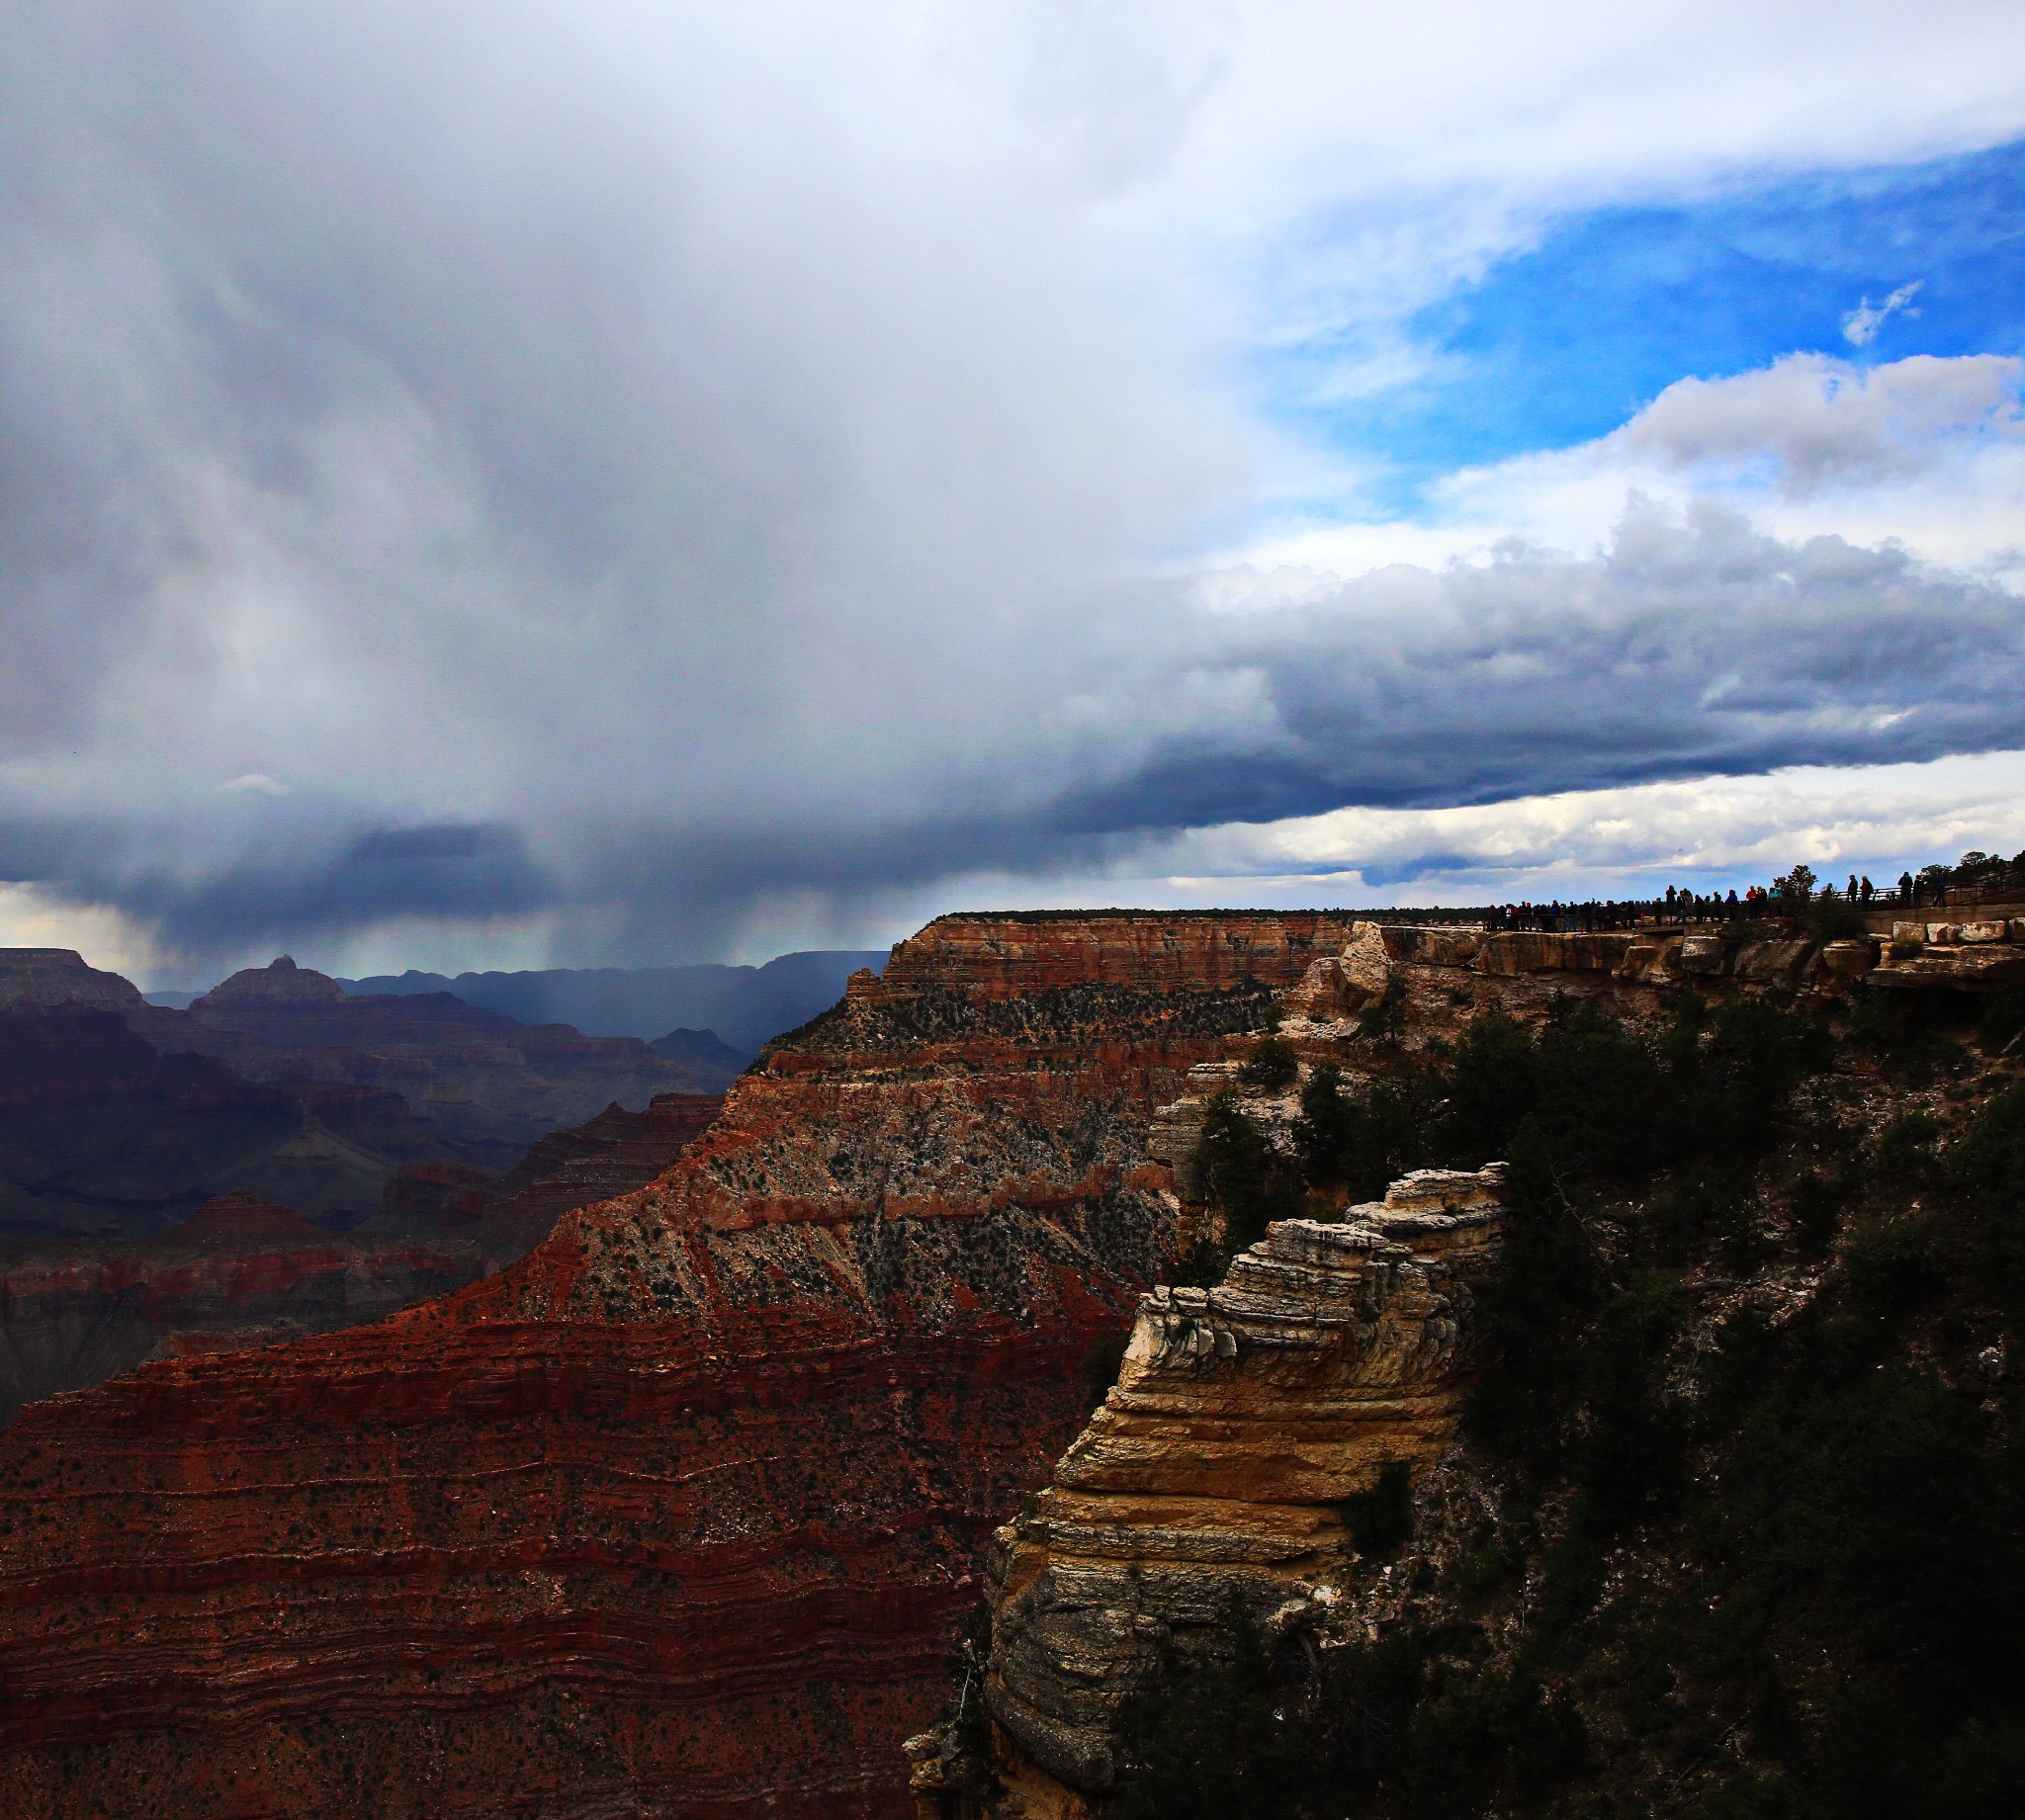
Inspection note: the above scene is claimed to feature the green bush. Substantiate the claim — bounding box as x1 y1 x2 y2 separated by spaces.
1978 990 2025 1058
1238 1034 1299 1090
1295 1061 1443 1202
1341 1459 1415 1558
1195 1089 1303 1257
1788 1170 1840 1253
1874 1109 1941 1180
1359 976 1409 1044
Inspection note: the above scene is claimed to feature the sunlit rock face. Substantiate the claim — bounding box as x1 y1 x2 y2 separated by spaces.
971 1169 1505 1805
0 911 1335 1820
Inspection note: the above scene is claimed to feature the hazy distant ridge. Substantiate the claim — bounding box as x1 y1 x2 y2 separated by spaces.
336 951 887 1055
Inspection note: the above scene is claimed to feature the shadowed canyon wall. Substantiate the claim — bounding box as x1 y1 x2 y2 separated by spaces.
0 1095 723 1428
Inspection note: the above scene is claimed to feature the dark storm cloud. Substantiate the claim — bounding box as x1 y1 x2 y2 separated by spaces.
0 812 555 953
0 5 2021 965
1053 502 2025 833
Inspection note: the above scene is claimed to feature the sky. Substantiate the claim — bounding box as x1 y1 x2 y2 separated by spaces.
2 2 2023 985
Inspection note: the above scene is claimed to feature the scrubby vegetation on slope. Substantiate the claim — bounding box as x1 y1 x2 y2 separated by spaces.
1114 988 2025 1819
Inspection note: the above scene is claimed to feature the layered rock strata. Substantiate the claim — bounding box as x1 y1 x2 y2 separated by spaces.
0 949 147 1016
0 913 1331 1820
0 1095 724 1427
910 1168 1504 1814
1870 919 2025 991
0 1193 484 1426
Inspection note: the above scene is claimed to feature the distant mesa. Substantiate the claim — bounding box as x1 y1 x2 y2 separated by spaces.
161 1189 331 1255
0 947 145 1015
337 950 889 1054
643 1025 745 1085
192 955 347 1009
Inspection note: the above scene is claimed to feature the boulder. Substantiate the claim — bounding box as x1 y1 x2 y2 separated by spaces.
1281 955 1352 1020
1731 939 1816 988
1677 933 1728 976
1615 935 1680 984
1339 922 1394 1005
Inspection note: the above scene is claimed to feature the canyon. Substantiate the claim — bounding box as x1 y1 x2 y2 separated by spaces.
153 956 725 1174
0 1093 722 1427
0 912 1346 1819
0 950 729 1239
0 947 731 1425
909 909 2025 1817
0 907 2015 1817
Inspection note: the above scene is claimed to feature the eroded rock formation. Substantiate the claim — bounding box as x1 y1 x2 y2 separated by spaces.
10 903 2001 1819
910 1168 1505 1815
0 912 1339 1820
0 949 147 1016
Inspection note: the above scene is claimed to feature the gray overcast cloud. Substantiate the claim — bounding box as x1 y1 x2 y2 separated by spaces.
2 3 2023 972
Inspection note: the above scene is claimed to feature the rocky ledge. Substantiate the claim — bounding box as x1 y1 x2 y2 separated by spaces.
909 1166 1505 1816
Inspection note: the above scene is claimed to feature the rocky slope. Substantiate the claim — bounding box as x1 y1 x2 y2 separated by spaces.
913 915 2025 1820
0 912 1345 1819
8 909 2008 1819
915 1167 1504 1815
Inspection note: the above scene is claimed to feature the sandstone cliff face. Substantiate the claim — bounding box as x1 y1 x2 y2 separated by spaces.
910 1168 1504 1815
0 913 1326 1820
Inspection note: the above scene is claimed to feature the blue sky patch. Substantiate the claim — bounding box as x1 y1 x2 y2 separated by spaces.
1268 136 2025 516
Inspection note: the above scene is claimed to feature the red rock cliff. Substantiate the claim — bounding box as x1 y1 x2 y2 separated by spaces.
0 914 1329 1819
